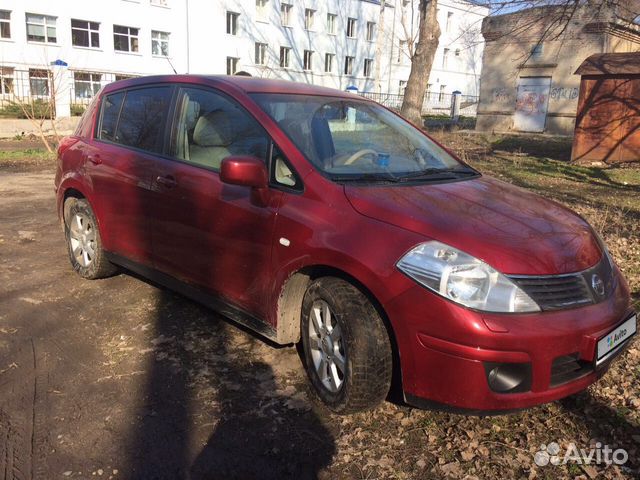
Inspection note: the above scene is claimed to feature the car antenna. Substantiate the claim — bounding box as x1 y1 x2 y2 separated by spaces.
165 56 177 74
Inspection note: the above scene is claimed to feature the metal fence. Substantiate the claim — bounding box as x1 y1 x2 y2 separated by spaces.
69 71 137 109
359 90 479 118
0 66 138 117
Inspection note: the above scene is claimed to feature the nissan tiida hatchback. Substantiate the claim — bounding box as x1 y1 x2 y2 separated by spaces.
55 76 636 414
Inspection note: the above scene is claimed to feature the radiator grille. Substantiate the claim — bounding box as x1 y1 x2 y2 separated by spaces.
509 256 614 311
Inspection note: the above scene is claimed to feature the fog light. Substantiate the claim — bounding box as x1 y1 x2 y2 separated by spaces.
484 362 531 393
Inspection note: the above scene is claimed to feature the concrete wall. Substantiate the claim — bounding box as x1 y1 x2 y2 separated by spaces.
475 5 640 136
0 117 79 138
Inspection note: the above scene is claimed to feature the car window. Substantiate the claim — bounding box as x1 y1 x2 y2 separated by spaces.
114 87 172 153
171 87 269 171
97 91 124 142
252 93 466 182
271 145 300 189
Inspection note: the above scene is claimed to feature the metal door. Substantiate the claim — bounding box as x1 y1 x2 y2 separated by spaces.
514 77 551 132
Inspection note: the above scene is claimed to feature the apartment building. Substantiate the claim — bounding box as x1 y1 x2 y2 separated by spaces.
391 0 488 98
0 0 487 117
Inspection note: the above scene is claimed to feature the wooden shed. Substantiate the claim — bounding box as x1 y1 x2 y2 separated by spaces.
571 52 640 164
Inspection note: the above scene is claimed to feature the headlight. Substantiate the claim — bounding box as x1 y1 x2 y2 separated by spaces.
591 227 616 270
397 241 540 313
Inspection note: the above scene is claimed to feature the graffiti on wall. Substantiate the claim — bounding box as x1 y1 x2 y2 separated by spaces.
549 86 579 101
492 88 512 103
516 90 547 115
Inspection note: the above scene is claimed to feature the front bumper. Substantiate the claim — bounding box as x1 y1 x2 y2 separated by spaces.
385 271 634 412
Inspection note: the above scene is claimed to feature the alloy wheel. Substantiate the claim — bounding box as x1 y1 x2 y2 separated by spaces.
68 212 96 267
308 299 347 393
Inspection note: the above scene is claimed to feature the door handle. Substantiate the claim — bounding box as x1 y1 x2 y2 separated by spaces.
156 175 177 188
87 154 102 165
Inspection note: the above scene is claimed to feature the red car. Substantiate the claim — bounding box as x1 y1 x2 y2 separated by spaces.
55 75 636 414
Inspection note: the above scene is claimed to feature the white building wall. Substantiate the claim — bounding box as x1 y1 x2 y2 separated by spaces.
389 0 488 97
186 0 392 92
0 0 487 117
0 0 187 75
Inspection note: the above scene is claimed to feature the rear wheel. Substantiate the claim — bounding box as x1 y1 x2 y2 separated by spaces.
301 277 392 413
64 198 116 279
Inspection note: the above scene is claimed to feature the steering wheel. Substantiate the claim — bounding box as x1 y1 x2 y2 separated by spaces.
344 149 378 165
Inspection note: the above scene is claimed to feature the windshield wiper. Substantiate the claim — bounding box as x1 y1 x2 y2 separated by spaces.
396 167 478 181
331 172 402 183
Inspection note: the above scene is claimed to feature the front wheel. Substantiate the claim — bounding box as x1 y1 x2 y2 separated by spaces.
301 277 392 413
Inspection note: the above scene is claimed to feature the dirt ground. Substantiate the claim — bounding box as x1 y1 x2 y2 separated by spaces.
0 136 639 480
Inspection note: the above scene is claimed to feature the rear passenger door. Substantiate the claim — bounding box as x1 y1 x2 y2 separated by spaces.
88 86 173 265
147 86 282 318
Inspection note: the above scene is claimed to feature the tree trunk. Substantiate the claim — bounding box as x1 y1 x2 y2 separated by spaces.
400 0 440 126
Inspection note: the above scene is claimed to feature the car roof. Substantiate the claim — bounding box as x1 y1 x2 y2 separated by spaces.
102 74 363 100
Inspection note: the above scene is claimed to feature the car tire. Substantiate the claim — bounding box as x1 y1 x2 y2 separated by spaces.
64 197 117 279
301 277 392 413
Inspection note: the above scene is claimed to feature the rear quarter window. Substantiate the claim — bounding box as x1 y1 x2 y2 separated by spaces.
97 91 125 142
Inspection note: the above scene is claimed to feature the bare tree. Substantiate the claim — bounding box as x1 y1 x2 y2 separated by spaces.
11 68 62 152
400 0 440 125
399 0 639 126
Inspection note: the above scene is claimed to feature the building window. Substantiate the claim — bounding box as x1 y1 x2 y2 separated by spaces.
366 22 375 42
446 12 453 32
280 46 291 68
397 40 406 63
226 11 239 35
455 48 460 57
324 53 334 73
303 50 313 71
115 74 135 81
114 25 139 52
0 10 11 39
531 44 543 59
150 0 169 6
26 13 57 43
29 69 50 96
442 48 449 69
281 3 292 27
305 9 315 30
346 18 356 38
439 85 446 102
226 57 239 75
72 19 100 48
256 0 268 22
0 67 14 94
327 13 336 34
255 42 267 65
74 72 102 99
344 56 354 75
152 31 169 56
364 58 373 77
399 80 406 95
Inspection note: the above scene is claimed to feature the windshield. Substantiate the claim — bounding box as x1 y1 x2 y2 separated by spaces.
251 93 474 182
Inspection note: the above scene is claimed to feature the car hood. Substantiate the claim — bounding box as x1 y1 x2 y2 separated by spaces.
344 175 601 275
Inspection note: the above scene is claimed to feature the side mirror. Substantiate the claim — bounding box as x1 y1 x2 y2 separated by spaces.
220 156 268 189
